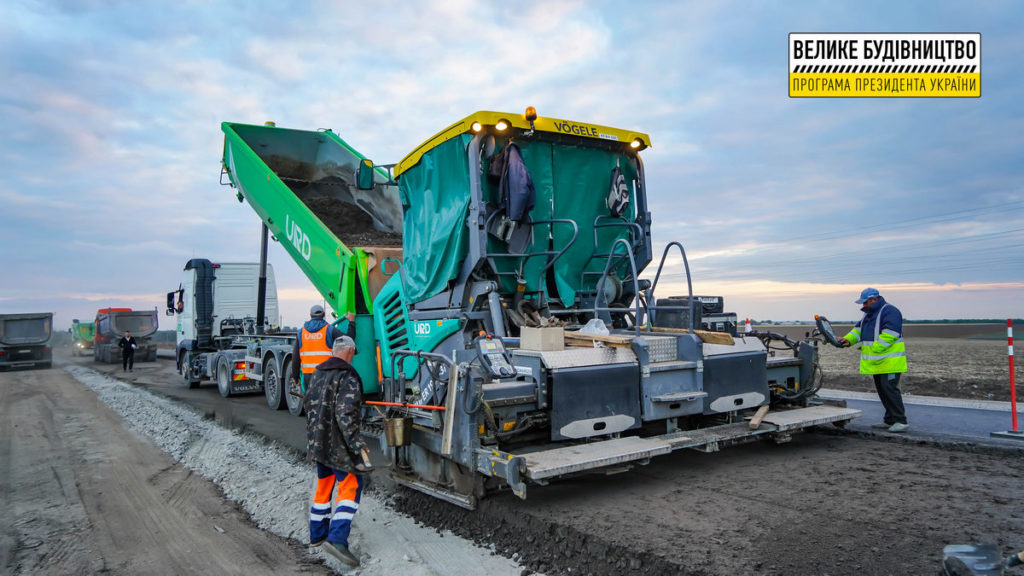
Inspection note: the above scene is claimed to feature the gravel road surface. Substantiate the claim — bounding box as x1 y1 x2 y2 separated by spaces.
0 364 327 574
1 359 523 575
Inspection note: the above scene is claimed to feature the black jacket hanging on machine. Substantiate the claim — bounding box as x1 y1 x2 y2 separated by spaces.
498 143 535 223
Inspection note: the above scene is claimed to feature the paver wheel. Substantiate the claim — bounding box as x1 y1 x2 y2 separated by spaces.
264 358 285 410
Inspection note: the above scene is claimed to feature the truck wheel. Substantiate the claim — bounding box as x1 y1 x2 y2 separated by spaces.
283 358 304 417
216 356 232 398
181 352 201 389
264 359 285 410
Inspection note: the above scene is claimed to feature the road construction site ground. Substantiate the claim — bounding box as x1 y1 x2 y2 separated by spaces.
4 334 1024 576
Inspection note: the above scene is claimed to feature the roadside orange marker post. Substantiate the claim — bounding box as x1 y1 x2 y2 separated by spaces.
991 318 1022 440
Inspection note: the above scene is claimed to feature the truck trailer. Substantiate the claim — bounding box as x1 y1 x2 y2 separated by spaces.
71 319 95 356
0 312 53 370
168 260 296 404
218 109 860 508
93 307 159 363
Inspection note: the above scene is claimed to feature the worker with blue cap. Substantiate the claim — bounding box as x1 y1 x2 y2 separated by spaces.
291 305 356 400
839 288 909 432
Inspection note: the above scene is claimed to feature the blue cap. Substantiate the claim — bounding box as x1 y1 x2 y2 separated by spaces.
855 287 880 304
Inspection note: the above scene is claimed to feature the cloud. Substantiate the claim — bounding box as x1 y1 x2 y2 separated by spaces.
1 0 1022 327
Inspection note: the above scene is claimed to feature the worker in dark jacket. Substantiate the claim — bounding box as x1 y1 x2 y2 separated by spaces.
839 288 909 433
304 335 369 567
292 306 355 387
118 330 138 372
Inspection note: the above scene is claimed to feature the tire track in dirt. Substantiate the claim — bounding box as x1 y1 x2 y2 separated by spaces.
0 366 332 576
0 368 103 574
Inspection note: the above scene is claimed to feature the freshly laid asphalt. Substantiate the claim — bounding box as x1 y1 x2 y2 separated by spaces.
819 388 1024 449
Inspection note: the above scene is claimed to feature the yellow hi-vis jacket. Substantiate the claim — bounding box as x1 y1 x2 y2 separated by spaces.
843 301 907 375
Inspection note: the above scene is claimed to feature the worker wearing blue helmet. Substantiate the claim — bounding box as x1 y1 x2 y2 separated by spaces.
839 288 909 433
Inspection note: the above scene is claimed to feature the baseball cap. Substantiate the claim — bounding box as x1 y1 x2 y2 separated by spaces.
855 287 880 304
310 304 325 317
332 335 357 354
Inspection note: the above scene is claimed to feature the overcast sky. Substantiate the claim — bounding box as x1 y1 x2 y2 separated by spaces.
2 0 1022 330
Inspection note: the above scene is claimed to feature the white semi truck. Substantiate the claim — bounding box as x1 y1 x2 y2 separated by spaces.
167 258 300 411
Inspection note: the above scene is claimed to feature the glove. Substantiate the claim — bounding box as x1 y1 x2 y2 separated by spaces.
838 338 851 348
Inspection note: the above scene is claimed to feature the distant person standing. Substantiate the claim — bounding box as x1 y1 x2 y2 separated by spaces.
303 335 370 567
839 288 909 432
118 330 138 372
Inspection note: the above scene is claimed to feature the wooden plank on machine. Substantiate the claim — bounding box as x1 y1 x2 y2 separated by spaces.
563 332 634 349
647 326 735 345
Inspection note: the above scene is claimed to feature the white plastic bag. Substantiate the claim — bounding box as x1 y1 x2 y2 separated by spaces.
579 318 610 336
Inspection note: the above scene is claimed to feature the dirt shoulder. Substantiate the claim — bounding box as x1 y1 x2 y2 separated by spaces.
0 366 330 575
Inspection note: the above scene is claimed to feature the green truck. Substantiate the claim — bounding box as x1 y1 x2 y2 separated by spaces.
219 109 859 508
71 319 95 356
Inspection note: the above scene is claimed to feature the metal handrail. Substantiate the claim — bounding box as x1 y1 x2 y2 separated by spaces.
579 215 644 289
592 238 645 337
645 241 695 332
482 211 579 280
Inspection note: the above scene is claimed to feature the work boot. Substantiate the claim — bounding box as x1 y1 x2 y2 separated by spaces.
888 422 910 433
323 541 360 567
309 538 325 548
871 422 891 429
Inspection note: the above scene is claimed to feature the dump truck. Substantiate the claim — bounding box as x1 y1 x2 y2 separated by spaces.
219 109 860 508
167 260 295 404
93 307 159 363
71 319 95 356
0 312 53 370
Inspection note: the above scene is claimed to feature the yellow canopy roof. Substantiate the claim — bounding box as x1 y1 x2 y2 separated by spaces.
394 110 651 177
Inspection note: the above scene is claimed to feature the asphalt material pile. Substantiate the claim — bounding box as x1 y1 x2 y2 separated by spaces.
304 196 403 247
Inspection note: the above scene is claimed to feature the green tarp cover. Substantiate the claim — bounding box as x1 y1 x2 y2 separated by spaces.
483 141 637 305
399 134 473 303
400 134 637 306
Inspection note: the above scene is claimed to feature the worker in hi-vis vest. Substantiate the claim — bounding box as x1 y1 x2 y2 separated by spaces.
839 288 909 433
292 304 355 390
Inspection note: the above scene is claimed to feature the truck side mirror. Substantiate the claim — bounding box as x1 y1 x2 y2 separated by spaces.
166 292 175 315
357 159 374 190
